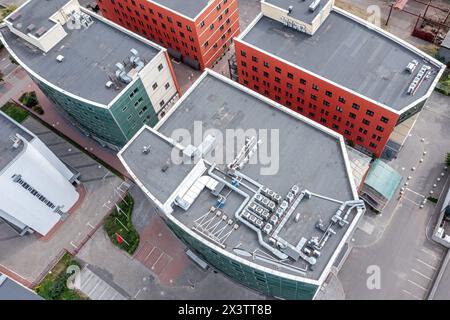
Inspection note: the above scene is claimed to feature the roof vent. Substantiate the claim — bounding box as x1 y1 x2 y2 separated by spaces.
142 145 151 154
309 0 321 12
35 26 48 37
8 11 21 22
56 55 64 62
105 81 114 88
26 24 35 32
288 5 293 14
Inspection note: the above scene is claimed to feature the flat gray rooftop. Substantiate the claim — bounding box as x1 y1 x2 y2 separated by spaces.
122 74 357 279
265 0 331 24
121 129 195 204
152 0 210 19
0 274 42 300
1 11 160 105
0 112 33 172
242 12 441 111
5 0 68 36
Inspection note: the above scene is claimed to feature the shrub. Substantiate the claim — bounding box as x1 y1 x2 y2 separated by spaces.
19 91 38 108
1 102 28 123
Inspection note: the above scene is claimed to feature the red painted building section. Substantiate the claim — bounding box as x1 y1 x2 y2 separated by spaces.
234 40 399 157
96 0 240 70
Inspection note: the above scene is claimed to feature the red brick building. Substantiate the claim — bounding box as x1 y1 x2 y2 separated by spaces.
96 0 240 70
234 0 445 157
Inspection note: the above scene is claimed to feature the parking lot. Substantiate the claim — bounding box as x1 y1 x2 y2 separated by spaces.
0 116 126 287
337 92 450 299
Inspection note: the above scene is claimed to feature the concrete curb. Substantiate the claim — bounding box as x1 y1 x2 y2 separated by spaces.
427 248 450 300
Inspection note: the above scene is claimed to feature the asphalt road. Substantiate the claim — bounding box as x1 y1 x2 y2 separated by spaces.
338 92 450 299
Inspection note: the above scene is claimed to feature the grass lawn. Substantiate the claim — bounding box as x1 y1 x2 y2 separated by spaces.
1 102 28 123
103 193 140 255
35 252 87 300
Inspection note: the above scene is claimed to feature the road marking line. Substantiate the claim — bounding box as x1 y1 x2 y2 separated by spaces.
401 196 421 206
407 279 428 291
144 247 156 262
420 248 440 260
134 288 142 298
402 289 421 300
411 268 432 281
416 258 437 270
152 252 165 268
405 188 426 198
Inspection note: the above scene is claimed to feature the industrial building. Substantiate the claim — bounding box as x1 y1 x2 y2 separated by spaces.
234 0 446 157
0 111 80 236
96 0 240 70
119 70 366 300
0 0 180 150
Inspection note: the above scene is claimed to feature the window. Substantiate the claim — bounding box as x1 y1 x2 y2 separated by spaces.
287 72 294 79
312 84 319 91
275 77 281 83
159 100 165 107
338 96 346 104
323 100 330 107
366 109 374 117
325 90 333 97
380 116 389 124
300 78 306 85
263 61 269 68
252 66 258 72
204 41 209 47
352 103 360 110
241 61 246 67
210 23 214 30
252 56 258 62
286 82 293 89
369 142 378 149
349 112 356 119
275 67 281 73
362 119 370 126
336 106 343 112
298 88 305 95
376 125 384 132
263 71 269 78
311 94 317 101
200 21 205 27
152 82 158 90
241 50 246 57
165 82 170 89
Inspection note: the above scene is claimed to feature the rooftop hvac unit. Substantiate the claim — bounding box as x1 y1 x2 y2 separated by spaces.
309 0 321 12
105 81 114 88
406 60 418 73
56 55 64 62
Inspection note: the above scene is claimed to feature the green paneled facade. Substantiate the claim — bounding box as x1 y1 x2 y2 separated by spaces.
34 77 158 149
165 217 319 300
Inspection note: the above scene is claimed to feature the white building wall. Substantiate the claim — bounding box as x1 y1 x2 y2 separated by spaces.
0 136 79 235
138 51 178 114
